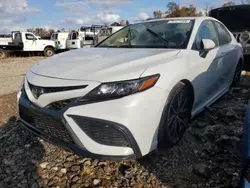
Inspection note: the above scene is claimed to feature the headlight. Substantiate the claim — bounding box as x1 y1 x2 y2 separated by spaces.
83 74 160 100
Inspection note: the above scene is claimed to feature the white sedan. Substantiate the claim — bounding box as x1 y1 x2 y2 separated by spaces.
18 17 243 160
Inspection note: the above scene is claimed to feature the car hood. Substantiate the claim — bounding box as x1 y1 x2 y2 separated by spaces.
30 48 180 82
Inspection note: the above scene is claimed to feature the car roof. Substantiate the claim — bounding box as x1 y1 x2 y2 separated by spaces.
136 16 217 24
210 4 250 11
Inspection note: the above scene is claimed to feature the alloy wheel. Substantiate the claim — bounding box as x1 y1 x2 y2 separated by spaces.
167 89 189 143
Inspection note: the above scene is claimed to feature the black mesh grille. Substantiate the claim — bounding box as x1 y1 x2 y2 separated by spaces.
19 105 74 144
46 99 74 111
71 116 129 147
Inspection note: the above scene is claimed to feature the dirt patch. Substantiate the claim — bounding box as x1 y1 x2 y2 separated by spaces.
0 92 17 126
0 57 45 96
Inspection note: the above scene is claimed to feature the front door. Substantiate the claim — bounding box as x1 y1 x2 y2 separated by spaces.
24 33 39 51
189 20 224 115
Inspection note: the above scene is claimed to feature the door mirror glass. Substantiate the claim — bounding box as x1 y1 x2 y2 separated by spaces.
201 39 216 51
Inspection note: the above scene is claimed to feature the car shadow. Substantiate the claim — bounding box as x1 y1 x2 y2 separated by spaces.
0 117 45 188
137 127 204 187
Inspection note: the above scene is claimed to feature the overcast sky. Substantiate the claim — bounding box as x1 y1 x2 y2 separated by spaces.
0 0 242 33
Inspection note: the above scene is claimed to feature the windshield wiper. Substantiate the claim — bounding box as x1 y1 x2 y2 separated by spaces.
146 28 169 47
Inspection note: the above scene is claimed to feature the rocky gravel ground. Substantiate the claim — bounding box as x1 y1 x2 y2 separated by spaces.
0 74 249 187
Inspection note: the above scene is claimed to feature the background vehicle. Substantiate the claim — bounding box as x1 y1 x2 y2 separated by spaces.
209 5 250 70
51 32 69 51
66 26 102 49
0 31 56 59
18 17 243 160
97 26 123 43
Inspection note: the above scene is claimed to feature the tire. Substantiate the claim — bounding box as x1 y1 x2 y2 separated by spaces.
231 60 242 87
44 47 55 57
158 82 193 148
0 50 8 59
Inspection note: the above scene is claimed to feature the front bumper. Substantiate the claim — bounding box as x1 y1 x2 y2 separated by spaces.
18 95 138 161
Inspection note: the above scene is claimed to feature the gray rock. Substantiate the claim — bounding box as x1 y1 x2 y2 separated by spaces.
3 159 15 166
71 165 80 172
39 162 49 169
60 168 67 174
71 175 80 183
192 163 208 176
93 179 101 185
64 162 73 168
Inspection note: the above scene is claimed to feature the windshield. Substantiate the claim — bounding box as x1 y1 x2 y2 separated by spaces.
97 20 194 49
210 6 250 31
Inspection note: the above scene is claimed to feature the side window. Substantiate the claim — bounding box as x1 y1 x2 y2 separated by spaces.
72 33 77 40
214 22 232 45
193 20 219 50
25 34 35 40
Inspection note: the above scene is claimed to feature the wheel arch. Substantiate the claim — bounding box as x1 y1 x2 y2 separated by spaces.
44 45 55 51
179 79 195 114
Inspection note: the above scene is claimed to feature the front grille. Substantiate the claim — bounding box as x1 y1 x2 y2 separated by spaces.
28 83 88 99
19 105 74 144
70 115 129 147
46 99 74 111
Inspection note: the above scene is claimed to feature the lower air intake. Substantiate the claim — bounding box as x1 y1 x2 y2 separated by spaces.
70 115 129 147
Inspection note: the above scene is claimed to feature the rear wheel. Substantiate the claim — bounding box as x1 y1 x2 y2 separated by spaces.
231 60 242 87
158 82 193 148
0 50 8 59
44 47 55 57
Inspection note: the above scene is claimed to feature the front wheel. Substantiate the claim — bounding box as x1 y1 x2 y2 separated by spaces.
158 82 193 148
0 50 8 59
44 47 55 57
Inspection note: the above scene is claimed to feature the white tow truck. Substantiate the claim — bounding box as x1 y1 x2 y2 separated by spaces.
0 31 56 59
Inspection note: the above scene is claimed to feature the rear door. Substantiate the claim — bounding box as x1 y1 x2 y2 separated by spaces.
67 32 81 49
213 21 239 87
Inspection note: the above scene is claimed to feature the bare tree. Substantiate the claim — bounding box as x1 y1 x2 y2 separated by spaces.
204 4 214 16
153 10 163 19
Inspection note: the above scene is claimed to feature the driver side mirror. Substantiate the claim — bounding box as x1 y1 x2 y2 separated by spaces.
201 39 215 51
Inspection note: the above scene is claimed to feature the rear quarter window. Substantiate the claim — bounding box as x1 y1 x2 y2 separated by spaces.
214 22 232 45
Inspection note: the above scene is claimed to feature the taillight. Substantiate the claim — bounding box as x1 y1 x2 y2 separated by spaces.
57 41 61 45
